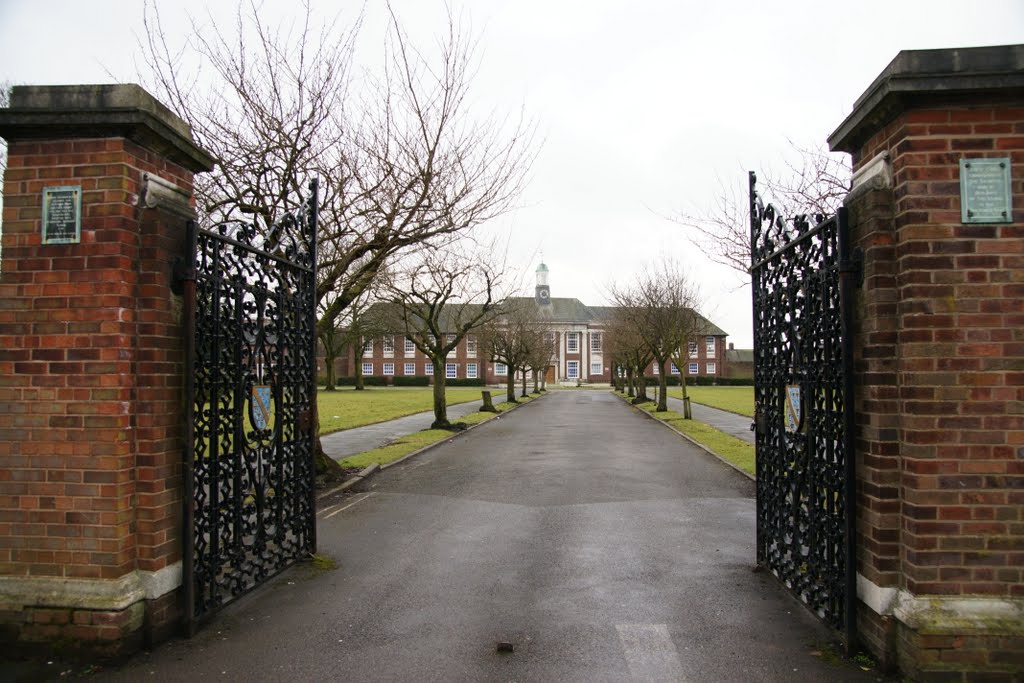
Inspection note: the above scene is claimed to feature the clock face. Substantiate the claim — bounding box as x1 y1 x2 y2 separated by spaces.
537 286 550 303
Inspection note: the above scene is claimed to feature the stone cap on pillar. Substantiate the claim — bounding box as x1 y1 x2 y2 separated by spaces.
0 83 215 172
828 44 1024 154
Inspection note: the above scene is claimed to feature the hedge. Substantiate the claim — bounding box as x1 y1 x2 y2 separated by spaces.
640 375 753 387
392 376 430 387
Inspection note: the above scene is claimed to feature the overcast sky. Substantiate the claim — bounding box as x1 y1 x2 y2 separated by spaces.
2 1 1022 346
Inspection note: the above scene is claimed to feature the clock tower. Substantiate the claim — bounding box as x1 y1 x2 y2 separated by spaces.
535 262 551 306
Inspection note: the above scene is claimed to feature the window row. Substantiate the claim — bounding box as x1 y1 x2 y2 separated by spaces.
361 362 480 379
363 335 478 358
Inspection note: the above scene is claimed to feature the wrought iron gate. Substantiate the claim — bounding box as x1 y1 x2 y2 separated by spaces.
749 172 857 648
181 181 319 633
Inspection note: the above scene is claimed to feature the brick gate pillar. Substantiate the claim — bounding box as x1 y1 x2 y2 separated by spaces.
0 85 213 655
829 46 1024 680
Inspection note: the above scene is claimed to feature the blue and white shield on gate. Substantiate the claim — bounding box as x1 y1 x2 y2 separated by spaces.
250 385 274 431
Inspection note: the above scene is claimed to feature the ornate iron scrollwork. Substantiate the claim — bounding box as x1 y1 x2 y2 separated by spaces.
749 172 856 646
183 180 319 632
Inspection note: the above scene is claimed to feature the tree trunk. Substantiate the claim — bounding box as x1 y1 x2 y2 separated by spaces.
521 368 528 397
431 360 450 429
680 373 693 419
626 367 635 398
532 369 539 393
311 386 347 480
324 350 337 391
633 370 650 404
506 372 516 403
656 359 668 412
354 345 365 391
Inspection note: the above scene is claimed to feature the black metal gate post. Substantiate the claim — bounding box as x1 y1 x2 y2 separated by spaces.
750 172 857 651
181 181 319 633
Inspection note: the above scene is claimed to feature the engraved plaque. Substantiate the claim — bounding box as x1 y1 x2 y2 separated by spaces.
960 158 1012 224
42 186 82 244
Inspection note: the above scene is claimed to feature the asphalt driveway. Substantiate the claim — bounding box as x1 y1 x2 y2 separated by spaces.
98 391 875 682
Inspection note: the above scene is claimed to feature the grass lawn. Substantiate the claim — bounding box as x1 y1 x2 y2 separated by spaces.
338 396 533 468
318 386 491 434
623 394 756 477
678 385 754 418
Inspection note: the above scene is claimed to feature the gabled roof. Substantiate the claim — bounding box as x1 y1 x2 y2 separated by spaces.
726 348 754 363
506 297 728 336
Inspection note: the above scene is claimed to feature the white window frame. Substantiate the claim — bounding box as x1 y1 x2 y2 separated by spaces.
466 335 476 357
590 332 602 352
382 335 394 356
567 332 579 353
404 363 416 375
404 337 415 355
363 339 373 355
467 362 478 379
688 362 698 375
495 362 507 376
567 360 580 379
670 362 680 375
362 362 373 375
425 362 434 375
688 341 698 358
446 333 457 358
446 363 457 379
706 336 716 354
590 361 602 376
706 361 717 375
383 362 395 376
652 363 659 375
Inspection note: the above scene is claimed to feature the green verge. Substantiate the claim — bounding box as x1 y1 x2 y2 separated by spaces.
337 397 533 468
626 394 756 478
679 386 754 418
318 387 490 434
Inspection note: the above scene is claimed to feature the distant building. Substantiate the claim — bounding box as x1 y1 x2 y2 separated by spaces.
725 343 754 380
323 263 730 384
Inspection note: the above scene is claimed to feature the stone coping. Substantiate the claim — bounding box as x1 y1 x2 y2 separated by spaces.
829 44 1024 154
0 84 214 172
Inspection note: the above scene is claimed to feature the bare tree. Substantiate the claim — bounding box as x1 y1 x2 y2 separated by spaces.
479 300 544 404
671 144 850 276
605 315 653 404
525 330 555 394
140 2 535 475
380 245 508 430
611 260 703 413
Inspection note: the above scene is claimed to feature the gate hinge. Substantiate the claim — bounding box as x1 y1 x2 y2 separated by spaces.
839 247 864 288
172 256 196 296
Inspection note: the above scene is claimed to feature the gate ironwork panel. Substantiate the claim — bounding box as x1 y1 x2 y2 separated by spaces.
182 181 319 632
749 172 856 647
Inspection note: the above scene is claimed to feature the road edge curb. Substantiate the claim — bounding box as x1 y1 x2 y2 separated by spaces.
612 391 756 482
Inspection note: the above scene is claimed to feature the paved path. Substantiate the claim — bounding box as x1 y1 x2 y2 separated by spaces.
667 396 756 445
101 391 871 682
322 399 487 460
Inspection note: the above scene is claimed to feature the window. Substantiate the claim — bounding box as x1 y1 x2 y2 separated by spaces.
688 362 698 375
688 341 698 358
446 363 457 379
567 332 579 353
590 361 602 375
652 363 659 375
495 362 507 376
382 335 394 355
404 363 416 375
404 337 416 355
466 335 476 357
447 333 457 358
590 332 602 352
467 363 478 379
362 362 373 375
706 336 716 354
706 362 717 375
670 363 680 375
428 334 436 346
425 362 433 375
567 360 579 379
363 339 373 355
383 362 395 375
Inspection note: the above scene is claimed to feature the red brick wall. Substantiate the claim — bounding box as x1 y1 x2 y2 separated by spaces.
0 137 193 581
853 104 1024 600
